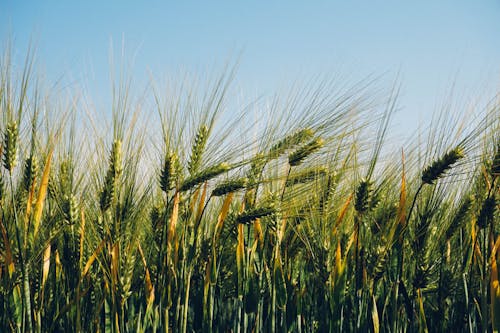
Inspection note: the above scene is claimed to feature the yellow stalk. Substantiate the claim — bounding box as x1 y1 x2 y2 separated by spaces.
110 243 119 296
190 188 200 214
81 239 106 278
236 223 245 297
79 209 85 271
333 193 353 236
254 218 264 246
372 295 380 333
417 289 428 333
278 215 287 243
168 191 180 245
24 181 36 232
138 243 155 307
214 192 234 243
41 244 51 289
33 148 53 238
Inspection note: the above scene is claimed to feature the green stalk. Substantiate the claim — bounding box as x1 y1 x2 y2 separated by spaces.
10 173 33 333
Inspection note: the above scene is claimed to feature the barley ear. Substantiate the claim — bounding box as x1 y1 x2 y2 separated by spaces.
3 121 19 172
180 162 230 192
477 196 496 229
288 137 324 167
421 146 464 184
22 154 38 192
268 127 315 158
100 139 122 211
354 179 373 213
236 204 276 225
160 151 178 193
188 125 209 175
212 178 248 197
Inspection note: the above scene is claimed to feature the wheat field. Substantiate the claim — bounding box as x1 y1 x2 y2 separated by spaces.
0 52 499 332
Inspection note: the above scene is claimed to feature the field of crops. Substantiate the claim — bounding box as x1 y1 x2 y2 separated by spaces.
0 54 498 332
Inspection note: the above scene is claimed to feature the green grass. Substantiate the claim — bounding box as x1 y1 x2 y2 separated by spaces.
0 51 499 333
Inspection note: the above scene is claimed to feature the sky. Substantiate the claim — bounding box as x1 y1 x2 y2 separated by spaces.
1 1 500 134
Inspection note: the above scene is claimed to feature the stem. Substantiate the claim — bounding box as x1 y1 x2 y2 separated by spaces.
10 173 33 333
407 184 423 225
281 165 292 202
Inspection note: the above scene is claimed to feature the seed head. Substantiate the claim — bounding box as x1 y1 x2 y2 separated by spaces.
421 147 464 184
212 177 248 197
286 166 327 187
288 137 324 167
160 151 178 192
99 140 122 211
180 162 230 191
188 125 209 175
3 121 19 172
269 128 315 159
354 179 373 213
63 194 79 225
22 154 38 192
445 196 472 240
236 205 276 224
477 196 496 229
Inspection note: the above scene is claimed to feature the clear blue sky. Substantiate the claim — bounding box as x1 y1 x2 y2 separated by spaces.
1 1 500 132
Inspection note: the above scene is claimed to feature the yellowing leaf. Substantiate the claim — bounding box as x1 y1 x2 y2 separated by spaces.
33 148 53 237
41 244 51 290
214 192 233 243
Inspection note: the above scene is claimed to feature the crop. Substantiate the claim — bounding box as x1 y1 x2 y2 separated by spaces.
0 51 499 333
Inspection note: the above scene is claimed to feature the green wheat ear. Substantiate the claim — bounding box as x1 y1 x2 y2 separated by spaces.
445 196 473 240
3 121 19 172
236 204 276 225
160 151 178 193
100 139 122 211
180 162 230 192
421 146 464 184
212 177 248 197
22 154 39 192
354 179 373 213
188 124 209 175
477 196 496 229
288 137 324 166
268 127 315 158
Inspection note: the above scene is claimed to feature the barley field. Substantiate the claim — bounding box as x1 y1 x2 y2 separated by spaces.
0 53 499 332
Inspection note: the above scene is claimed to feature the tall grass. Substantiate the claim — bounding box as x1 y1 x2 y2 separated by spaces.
0 50 499 332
